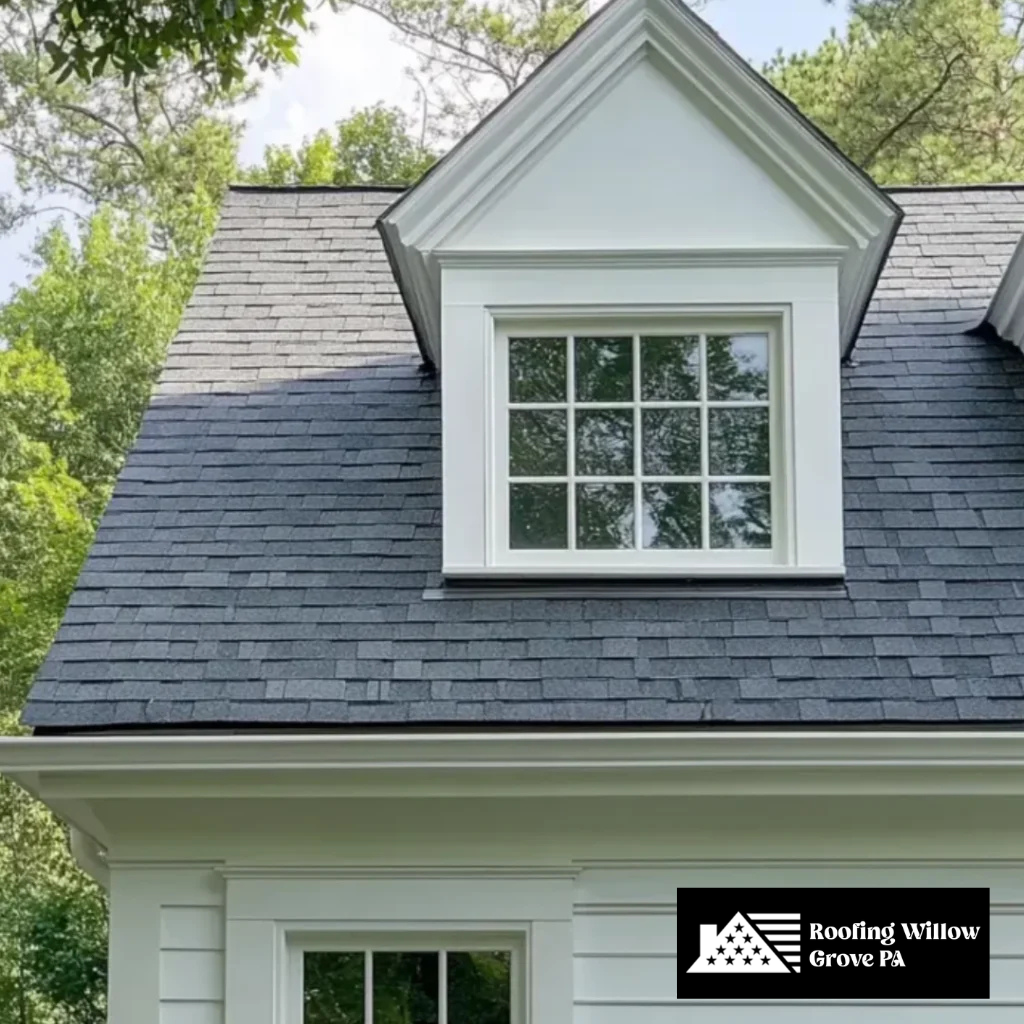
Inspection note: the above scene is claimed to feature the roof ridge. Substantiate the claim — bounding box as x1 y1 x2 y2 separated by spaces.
228 184 408 194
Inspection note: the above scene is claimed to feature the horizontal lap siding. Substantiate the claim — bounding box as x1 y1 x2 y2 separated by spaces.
160 898 225 1024
574 865 1024 1022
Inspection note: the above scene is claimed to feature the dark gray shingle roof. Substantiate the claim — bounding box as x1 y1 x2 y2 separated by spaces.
22 184 1024 730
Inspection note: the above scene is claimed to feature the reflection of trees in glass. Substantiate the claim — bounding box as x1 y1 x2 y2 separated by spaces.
305 952 364 1024
642 484 701 549
303 951 511 1024
706 335 768 401
449 952 511 1024
577 483 634 549
509 337 566 402
640 336 699 401
708 408 769 477
642 408 700 476
374 953 439 1024
509 410 566 475
510 483 567 548
710 483 771 549
575 409 633 476
575 337 632 401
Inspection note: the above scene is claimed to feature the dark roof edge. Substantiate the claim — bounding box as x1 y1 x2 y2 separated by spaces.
884 182 1024 194
228 184 408 194
29 719 1024 737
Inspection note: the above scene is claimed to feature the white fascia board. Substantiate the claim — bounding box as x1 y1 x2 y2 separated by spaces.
6 731 1024 800
379 0 901 366
986 232 1024 350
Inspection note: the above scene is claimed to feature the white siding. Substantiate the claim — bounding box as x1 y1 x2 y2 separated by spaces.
573 865 1024 1022
158 875 225 1024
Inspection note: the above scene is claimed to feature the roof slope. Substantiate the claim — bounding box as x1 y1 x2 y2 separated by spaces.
21 184 1024 730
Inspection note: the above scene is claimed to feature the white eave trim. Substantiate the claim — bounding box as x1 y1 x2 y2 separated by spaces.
5 730 1024 798
986 231 1024 350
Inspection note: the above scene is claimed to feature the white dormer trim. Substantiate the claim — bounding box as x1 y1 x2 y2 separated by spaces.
986 233 1024 350
378 0 901 366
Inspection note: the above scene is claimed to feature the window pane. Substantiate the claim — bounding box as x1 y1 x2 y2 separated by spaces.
642 483 701 549
642 408 700 476
510 484 567 549
575 336 633 402
710 482 772 549
304 952 364 1024
509 410 566 476
640 335 699 401
509 337 566 403
448 952 511 1024
577 483 635 549
708 407 770 477
373 953 438 1024
707 334 769 401
575 409 633 476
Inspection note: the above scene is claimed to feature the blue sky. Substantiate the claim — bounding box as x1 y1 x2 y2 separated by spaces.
0 0 847 295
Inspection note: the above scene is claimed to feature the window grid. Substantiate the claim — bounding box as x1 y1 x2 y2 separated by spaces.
506 331 772 552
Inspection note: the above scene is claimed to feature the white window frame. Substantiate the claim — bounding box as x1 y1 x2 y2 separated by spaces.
489 312 794 573
287 929 526 1024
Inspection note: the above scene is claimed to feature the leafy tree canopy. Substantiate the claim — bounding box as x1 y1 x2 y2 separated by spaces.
244 104 437 185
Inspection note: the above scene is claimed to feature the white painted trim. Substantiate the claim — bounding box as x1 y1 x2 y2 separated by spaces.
987 232 1024 350
435 247 847 269
10 731 1024 801
70 826 110 889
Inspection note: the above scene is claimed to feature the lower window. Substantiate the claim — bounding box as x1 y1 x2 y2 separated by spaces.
303 948 512 1024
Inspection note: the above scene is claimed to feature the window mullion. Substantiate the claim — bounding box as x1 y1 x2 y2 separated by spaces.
567 336 576 551
438 951 448 1024
364 950 373 1024
632 333 642 550
700 333 710 551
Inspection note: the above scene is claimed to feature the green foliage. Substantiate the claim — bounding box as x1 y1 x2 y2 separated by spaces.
0 212 194 493
33 0 325 88
245 104 437 185
767 0 1024 184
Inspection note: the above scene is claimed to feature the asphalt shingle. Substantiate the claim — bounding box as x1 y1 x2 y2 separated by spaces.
21 183 1024 729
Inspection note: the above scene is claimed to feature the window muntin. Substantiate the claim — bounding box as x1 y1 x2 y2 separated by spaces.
303 948 512 1024
504 329 775 557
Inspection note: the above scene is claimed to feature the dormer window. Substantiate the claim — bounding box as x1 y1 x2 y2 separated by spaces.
499 323 782 566
378 0 901 580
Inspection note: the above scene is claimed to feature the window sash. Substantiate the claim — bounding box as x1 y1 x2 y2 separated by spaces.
497 324 783 562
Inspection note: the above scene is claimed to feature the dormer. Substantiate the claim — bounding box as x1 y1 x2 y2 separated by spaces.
379 0 901 580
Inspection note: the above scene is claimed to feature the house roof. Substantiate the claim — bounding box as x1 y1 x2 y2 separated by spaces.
21 183 1024 732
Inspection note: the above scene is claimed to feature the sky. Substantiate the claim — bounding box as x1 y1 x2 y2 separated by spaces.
0 0 847 294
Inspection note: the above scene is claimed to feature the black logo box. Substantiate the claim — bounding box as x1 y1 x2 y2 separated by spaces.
676 888 990 1001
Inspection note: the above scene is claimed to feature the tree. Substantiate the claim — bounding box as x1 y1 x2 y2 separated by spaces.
769 0 1024 184
20 0 323 88
245 104 437 185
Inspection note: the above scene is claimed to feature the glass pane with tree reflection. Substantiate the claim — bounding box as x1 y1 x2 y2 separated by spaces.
640 336 699 401
710 483 772 549
642 408 701 476
642 484 701 549
575 409 633 476
575 337 633 402
706 334 769 401
576 483 635 549
373 953 439 1024
509 338 566 402
448 952 511 1024
304 952 364 1024
510 483 567 549
708 407 770 477
509 409 566 476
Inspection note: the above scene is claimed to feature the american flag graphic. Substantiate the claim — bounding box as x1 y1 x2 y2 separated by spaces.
686 911 801 974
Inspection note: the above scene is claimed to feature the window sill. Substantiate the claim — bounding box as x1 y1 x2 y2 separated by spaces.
428 567 848 600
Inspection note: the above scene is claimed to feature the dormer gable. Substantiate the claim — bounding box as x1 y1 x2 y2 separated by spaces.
378 0 900 580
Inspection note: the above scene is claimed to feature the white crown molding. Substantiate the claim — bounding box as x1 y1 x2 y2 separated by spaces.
434 247 847 270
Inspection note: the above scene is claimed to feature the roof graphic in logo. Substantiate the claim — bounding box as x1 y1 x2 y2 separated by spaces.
686 912 802 974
